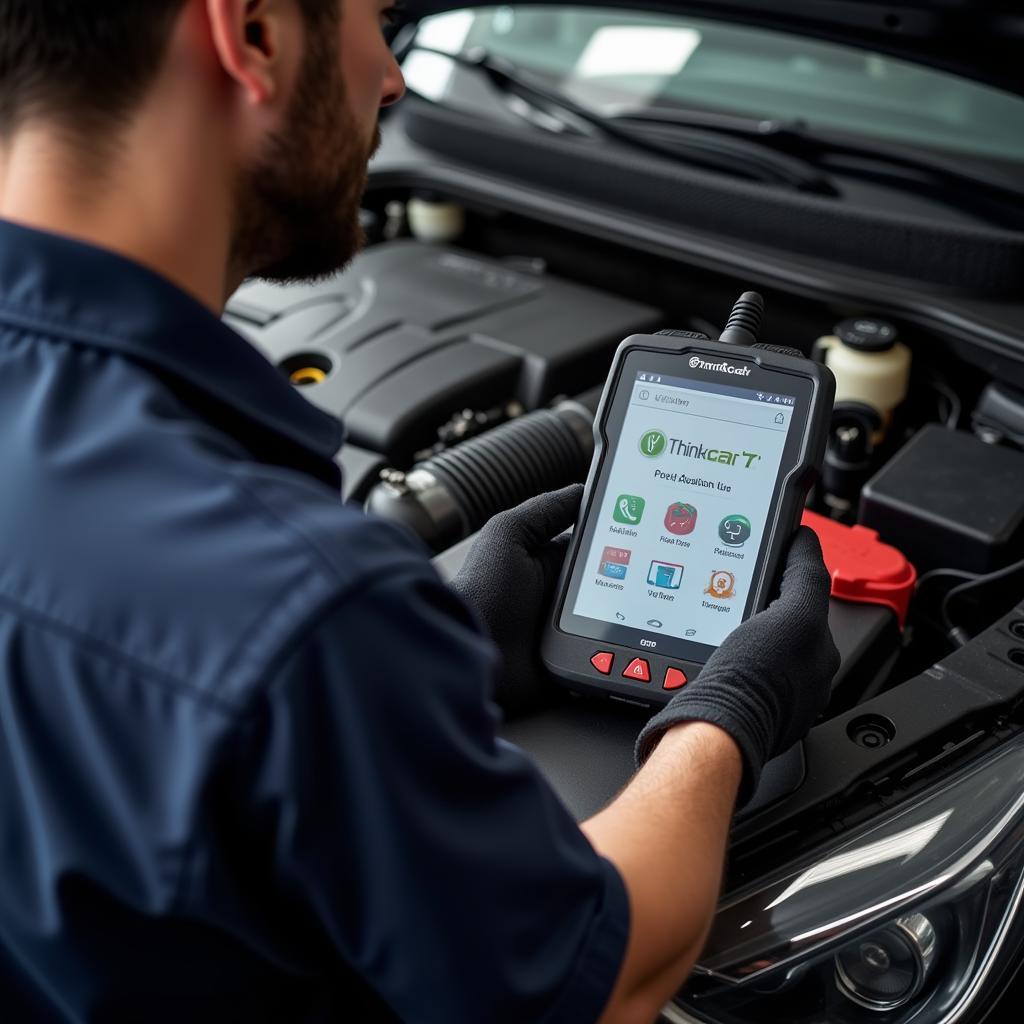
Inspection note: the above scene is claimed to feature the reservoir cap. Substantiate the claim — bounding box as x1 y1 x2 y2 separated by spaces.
835 317 899 353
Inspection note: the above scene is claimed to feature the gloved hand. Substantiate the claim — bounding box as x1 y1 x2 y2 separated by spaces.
451 485 583 716
636 526 839 804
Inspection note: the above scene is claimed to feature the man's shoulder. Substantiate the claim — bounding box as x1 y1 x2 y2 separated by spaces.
2 399 433 712
0 310 437 710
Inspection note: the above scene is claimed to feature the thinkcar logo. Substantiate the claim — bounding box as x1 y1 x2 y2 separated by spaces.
639 429 667 458
688 355 752 377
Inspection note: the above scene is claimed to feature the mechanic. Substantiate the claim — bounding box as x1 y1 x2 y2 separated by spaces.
0 2 839 1022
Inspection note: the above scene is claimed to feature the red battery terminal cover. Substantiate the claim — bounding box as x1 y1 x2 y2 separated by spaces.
801 510 917 628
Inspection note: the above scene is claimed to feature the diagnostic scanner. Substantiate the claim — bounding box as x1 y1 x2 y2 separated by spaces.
543 295 835 705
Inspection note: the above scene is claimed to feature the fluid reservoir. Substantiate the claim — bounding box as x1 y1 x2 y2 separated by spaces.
407 193 465 244
815 318 911 440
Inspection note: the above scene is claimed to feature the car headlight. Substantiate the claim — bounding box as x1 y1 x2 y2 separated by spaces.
663 731 1024 1024
834 911 937 1011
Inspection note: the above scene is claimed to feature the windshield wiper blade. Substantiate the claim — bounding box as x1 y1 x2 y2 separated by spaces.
408 45 840 196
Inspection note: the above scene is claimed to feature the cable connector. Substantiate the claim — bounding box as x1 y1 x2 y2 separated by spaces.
719 291 765 347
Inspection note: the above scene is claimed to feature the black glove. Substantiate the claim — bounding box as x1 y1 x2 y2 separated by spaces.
450 485 583 716
636 526 839 804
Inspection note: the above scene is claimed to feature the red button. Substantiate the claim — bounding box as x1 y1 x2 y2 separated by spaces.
622 657 650 682
663 667 688 691
590 652 614 675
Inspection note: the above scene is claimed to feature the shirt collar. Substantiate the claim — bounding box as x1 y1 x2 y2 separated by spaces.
0 219 345 483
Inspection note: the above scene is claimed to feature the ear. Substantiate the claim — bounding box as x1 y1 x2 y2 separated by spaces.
205 0 292 106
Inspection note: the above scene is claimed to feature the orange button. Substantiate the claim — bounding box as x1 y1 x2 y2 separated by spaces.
590 652 614 675
663 667 688 691
622 657 650 682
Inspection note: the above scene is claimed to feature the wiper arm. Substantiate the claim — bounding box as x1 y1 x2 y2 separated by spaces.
612 106 1024 207
800 132 1024 208
407 45 839 196
606 105 809 143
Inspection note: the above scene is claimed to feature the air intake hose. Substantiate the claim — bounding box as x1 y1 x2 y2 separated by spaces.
365 392 598 552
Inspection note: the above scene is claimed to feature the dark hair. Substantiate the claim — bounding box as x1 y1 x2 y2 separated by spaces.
0 1 339 135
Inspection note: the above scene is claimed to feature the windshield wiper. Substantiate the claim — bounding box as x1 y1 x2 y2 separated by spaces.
610 106 1024 209
407 45 840 197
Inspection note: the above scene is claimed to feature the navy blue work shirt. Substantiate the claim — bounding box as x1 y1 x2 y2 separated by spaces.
0 220 629 1023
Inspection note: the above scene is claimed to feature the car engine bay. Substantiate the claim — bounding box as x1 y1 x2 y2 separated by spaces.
228 187 1024 876
213 94 1024 1005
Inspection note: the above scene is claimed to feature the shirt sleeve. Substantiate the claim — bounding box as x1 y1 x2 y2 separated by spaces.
236 561 630 1024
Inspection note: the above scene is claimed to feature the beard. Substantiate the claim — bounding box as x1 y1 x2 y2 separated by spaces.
230 25 378 285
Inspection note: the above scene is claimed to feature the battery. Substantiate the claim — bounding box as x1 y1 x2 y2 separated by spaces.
801 510 914 709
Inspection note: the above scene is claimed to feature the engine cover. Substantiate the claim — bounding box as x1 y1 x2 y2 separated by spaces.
226 240 661 460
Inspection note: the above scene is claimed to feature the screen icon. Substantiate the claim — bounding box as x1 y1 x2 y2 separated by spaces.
613 494 646 525
638 429 667 458
705 570 736 600
664 501 697 536
646 618 663 629
599 546 631 580
718 514 752 547
647 560 683 589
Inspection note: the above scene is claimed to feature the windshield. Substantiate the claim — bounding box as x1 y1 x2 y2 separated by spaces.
406 6 1024 165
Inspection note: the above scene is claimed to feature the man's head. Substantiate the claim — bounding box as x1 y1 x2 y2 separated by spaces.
0 0 405 288
231 0 389 283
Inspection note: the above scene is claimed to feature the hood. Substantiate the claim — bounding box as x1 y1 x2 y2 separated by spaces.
398 0 1024 97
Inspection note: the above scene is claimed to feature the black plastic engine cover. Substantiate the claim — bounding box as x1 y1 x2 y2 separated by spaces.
226 240 661 461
